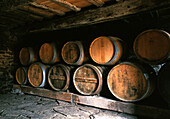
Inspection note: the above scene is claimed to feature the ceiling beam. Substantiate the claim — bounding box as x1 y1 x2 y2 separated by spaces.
49 0 81 12
87 0 104 7
30 2 65 16
0 0 35 12
26 0 170 33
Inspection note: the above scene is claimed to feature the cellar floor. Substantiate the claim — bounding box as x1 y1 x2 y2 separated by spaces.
0 89 148 119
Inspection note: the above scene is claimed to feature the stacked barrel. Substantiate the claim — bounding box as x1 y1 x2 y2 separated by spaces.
15 29 170 103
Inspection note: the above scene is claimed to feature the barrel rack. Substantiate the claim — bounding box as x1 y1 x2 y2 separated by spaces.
13 84 170 119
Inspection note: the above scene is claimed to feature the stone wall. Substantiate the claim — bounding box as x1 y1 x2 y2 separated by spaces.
0 31 18 94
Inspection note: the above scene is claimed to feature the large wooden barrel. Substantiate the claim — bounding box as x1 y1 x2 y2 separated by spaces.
158 61 170 103
89 36 124 65
107 62 156 102
15 67 28 85
133 29 170 64
39 43 59 64
28 62 49 87
19 47 38 66
73 64 103 95
61 41 88 65
48 64 70 91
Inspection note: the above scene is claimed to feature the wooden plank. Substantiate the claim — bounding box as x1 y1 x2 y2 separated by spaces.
18 5 55 18
72 94 170 119
49 0 81 12
27 0 170 32
87 0 104 7
0 0 35 12
30 2 65 16
13 84 72 102
14 9 44 21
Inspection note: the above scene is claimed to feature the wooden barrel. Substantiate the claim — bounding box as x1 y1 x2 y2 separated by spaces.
133 29 170 64
19 47 38 66
15 67 28 85
39 43 59 64
158 61 170 103
89 36 124 65
107 62 156 102
48 64 70 91
61 41 87 65
28 62 49 87
73 64 103 95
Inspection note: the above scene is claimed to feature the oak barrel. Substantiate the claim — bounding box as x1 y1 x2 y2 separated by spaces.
73 64 103 95
19 47 38 66
89 36 124 65
15 67 28 85
158 61 170 103
48 64 70 91
133 29 170 64
61 41 87 65
39 43 59 64
28 62 49 87
107 62 156 102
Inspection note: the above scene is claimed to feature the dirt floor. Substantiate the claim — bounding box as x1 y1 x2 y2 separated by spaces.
0 89 150 119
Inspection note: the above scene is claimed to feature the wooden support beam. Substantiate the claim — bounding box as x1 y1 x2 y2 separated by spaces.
18 5 55 18
13 84 72 102
0 0 34 12
49 0 81 12
30 2 65 16
14 9 44 21
2 11 33 23
26 0 170 32
13 84 170 119
87 0 104 7
0 15 25 25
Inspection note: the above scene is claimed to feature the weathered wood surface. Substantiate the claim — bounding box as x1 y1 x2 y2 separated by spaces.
19 47 38 66
28 0 170 32
39 43 59 64
13 84 170 119
61 41 87 65
73 64 103 95
89 36 123 65
28 62 48 87
15 67 28 85
13 84 72 102
133 29 170 64
107 62 155 102
48 64 70 91
72 94 170 119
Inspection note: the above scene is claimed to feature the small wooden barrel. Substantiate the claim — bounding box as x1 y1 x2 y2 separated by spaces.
19 47 38 66
158 61 170 103
61 41 87 65
73 64 103 95
15 67 28 85
39 43 59 64
28 62 49 87
133 29 170 64
89 36 124 65
48 64 70 91
107 62 156 102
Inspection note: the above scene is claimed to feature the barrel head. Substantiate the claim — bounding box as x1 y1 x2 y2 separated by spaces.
39 43 55 64
19 47 30 66
16 67 27 85
107 63 148 101
90 36 114 64
48 64 69 91
134 30 170 64
62 41 81 64
28 64 44 87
